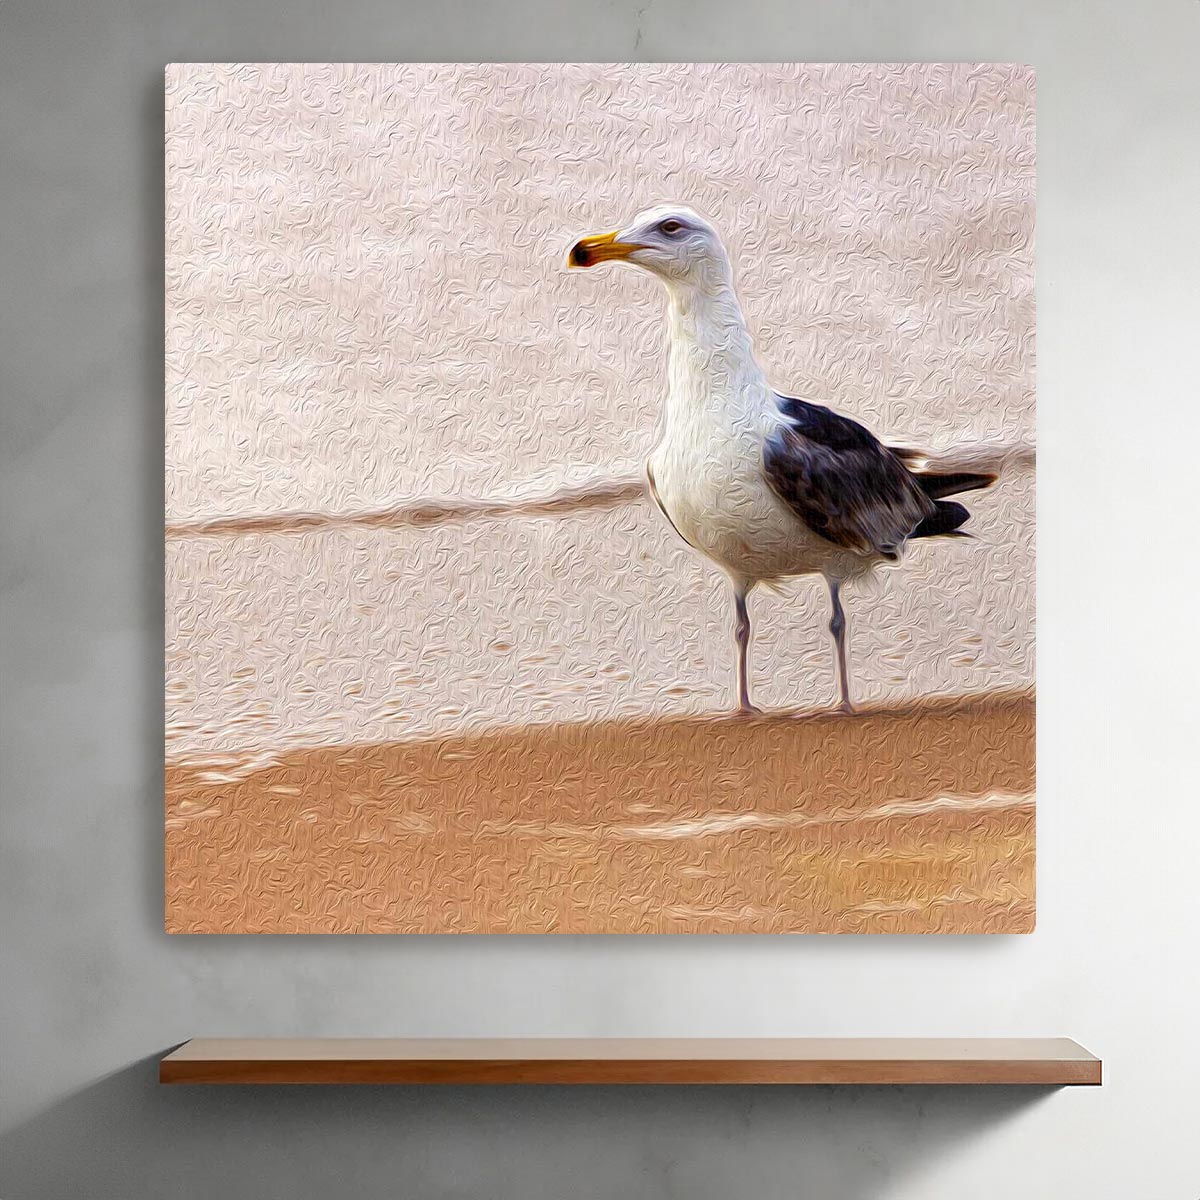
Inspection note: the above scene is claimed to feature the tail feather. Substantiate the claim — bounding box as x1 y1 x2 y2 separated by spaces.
912 500 971 540
891 456 996 542
912 470 997 500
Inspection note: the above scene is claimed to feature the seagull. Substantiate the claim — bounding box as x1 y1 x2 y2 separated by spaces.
568 204 996 715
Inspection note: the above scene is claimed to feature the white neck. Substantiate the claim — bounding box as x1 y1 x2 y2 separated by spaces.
661 271 769 431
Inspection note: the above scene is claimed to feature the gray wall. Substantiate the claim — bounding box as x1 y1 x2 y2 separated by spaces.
2 1 1197 1196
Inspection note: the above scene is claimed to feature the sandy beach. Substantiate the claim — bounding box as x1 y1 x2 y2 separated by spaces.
167 691 1033 934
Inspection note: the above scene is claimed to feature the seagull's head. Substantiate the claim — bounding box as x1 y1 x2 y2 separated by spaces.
568 205 730 287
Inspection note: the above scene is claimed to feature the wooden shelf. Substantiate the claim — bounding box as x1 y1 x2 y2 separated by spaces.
160 1038 1100 1086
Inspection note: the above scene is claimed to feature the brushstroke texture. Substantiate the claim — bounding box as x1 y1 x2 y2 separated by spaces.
165 63 1035 933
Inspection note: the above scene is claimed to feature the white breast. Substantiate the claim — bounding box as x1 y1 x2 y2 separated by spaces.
645 274 862 586
648 382 848 586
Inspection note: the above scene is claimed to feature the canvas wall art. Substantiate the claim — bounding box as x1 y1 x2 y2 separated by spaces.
165 63 1035 933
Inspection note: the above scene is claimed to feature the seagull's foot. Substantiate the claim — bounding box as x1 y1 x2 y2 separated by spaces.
837 699 855 716
734 700 764 718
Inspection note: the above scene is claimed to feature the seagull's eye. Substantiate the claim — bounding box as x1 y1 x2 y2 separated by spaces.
658 219 684 236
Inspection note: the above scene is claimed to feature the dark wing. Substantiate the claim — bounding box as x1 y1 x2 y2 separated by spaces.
763 396 934 560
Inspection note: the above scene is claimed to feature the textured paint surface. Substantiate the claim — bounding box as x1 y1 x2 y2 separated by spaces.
165 62 1035 933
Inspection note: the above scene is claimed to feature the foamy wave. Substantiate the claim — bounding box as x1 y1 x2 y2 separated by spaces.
479 790 1033 842
624 790 1033 840
166 749 286 784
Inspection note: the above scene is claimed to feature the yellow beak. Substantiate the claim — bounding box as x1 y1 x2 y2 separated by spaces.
568 230 645 268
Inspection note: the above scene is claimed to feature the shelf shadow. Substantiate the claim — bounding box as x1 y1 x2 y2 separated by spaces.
1 1054 1058 1200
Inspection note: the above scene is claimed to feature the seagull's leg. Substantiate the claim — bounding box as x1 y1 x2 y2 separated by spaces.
827 578 853 714
733 582 760 715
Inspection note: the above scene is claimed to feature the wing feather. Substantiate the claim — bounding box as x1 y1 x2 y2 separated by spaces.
763 397 934 559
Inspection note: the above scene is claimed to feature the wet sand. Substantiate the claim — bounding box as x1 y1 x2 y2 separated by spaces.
166 691 1033 934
